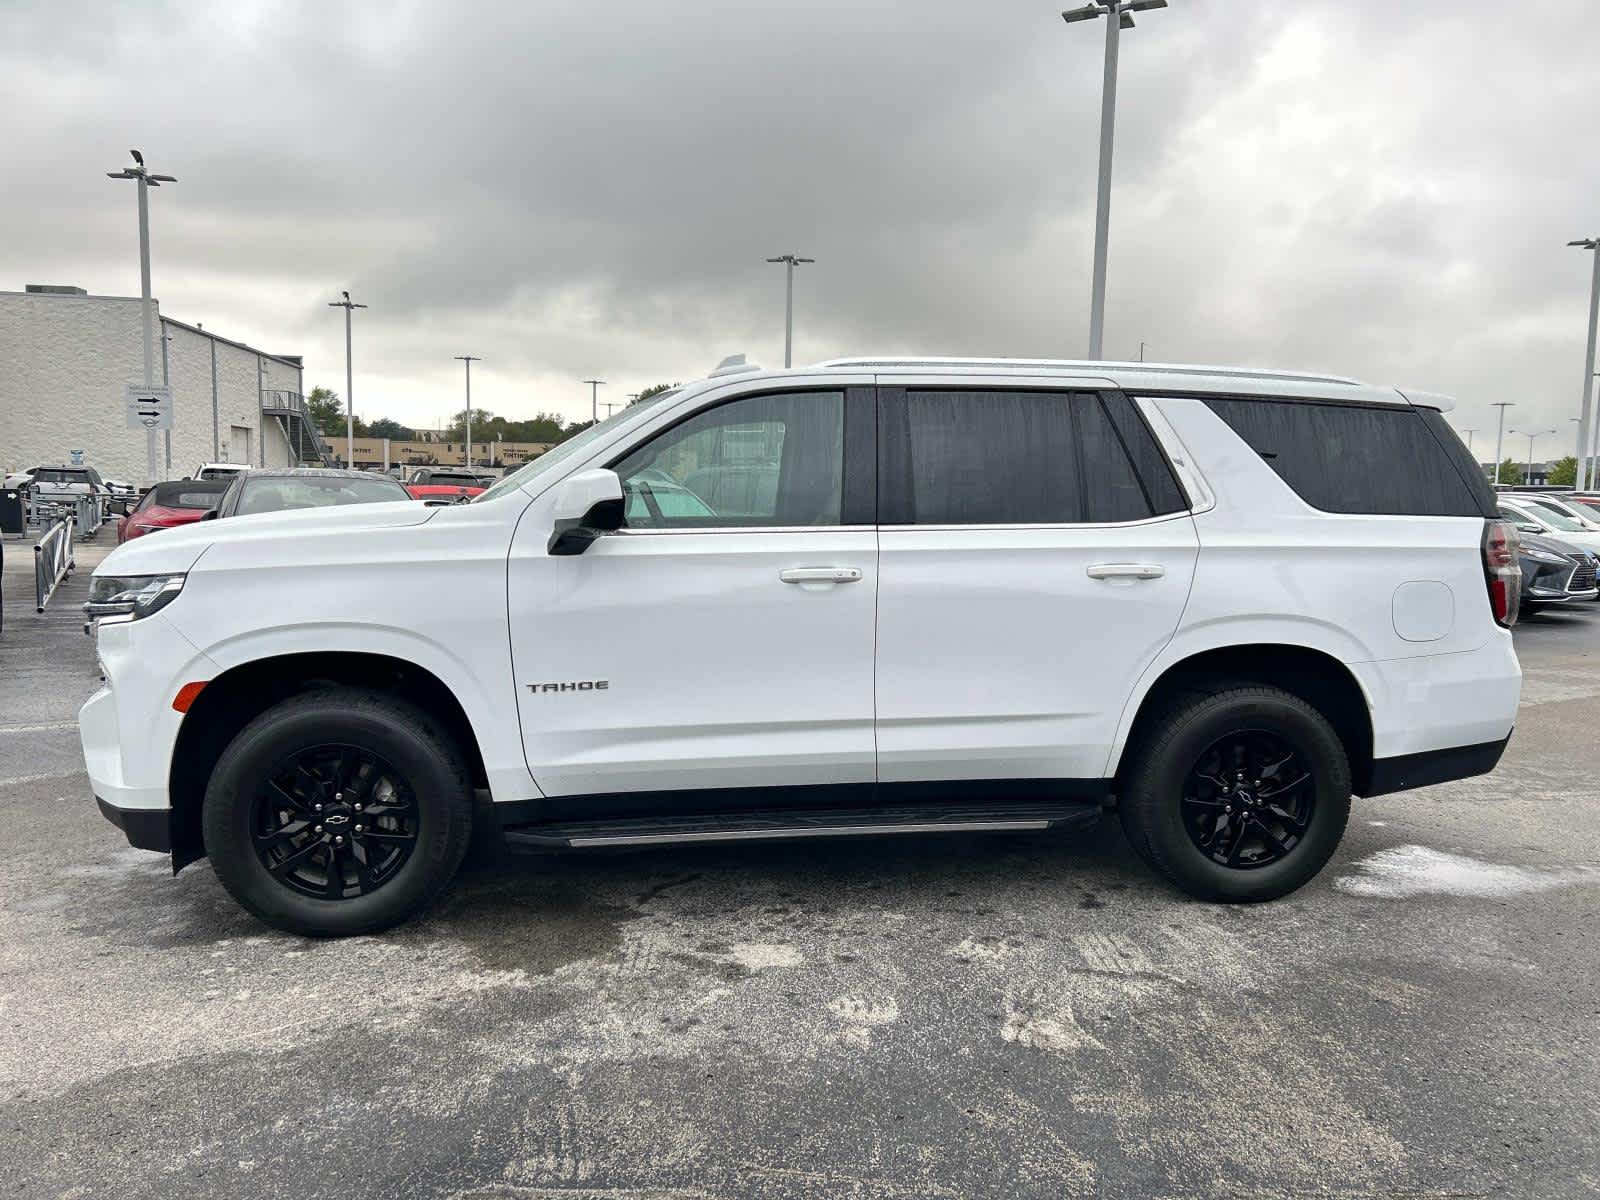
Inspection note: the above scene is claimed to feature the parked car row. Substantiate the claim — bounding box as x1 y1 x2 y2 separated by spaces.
1496 492 1600 613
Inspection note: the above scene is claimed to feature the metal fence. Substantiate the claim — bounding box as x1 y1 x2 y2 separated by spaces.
34 514 75 612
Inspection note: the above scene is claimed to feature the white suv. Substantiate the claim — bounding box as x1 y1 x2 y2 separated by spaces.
80 358 1523 936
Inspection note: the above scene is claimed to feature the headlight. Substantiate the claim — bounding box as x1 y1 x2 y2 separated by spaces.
83 573 186 623
1524 549 1569 565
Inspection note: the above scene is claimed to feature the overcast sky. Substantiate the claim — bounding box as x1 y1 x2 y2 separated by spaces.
5 0 1600 456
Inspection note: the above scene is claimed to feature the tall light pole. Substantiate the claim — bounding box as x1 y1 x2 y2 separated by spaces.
583 379 606 426
765 254 814 368
1569 238 1600 490
454 355 480 469
328 291 366 468
1490 401 1515 486
106 150 176 485
1509 428 1555 485
1062 1 1168 360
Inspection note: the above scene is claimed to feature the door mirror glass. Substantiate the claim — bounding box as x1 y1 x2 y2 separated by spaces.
548 468 625 555
200 508 220 521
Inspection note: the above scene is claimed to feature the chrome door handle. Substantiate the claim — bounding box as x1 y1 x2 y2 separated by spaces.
1086 563 1165 580
780 567 863 584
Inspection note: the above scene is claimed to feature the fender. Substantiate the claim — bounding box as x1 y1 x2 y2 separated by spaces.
1101 617 1380 778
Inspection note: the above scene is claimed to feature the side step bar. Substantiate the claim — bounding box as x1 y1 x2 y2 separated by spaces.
503 801 1101 851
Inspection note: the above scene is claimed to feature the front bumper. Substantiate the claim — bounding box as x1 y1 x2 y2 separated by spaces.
96 795 172 853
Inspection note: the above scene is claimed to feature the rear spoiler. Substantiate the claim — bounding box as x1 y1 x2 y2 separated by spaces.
1395 387 1456 413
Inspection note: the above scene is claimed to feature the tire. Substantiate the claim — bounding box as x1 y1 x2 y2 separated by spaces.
1117 684 1350 903
202 687 473 937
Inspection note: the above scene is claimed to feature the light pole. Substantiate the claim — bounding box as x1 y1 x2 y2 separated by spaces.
1569 238 1600 490
583 379 606 426
765 254 814 368
1490 401 1515 486
106 150 176 485
1509 428 1556 485
1460 427 1476 455
1062 1 1168 360
454 356 480 468
328 291 366 468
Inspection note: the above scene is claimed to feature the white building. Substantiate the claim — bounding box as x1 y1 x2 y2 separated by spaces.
0 285 326 486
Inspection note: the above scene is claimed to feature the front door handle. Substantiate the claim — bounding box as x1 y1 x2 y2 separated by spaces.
1086 563 1166 580
780 567 863 584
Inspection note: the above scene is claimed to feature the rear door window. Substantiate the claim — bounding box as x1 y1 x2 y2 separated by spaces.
1201 398 1492 518
878 389 1186 525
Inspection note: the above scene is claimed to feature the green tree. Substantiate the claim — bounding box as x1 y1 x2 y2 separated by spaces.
1547 456 1578 487
1496 457 1522 485
306 386 344 437
367 417 414 440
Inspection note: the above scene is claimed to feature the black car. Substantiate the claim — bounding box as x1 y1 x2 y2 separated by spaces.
206 467 412 520
1518 532 1599 613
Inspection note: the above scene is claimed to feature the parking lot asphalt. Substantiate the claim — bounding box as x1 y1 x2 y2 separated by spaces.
3 538 1599 1199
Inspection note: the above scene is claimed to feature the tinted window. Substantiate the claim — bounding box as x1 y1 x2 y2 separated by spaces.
1203 398 1490 518
1100 392 1188 515
879 389 1172 525
150 481 227 509
614 390 844 528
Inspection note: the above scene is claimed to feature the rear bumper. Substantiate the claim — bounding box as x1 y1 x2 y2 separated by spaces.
1361 733 1512 798
96 795 172 853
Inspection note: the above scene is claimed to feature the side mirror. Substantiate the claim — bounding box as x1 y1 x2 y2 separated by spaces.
200 508 220 522
547 468 624 556
1518 523 1542 534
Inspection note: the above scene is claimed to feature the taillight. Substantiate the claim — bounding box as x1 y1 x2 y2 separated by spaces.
1482 519 1521 628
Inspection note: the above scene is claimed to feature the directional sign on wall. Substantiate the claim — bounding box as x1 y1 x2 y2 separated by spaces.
124 384 173 431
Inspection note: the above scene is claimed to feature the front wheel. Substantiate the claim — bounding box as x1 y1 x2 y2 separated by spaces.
202 688 474 937
1118 685 1351 902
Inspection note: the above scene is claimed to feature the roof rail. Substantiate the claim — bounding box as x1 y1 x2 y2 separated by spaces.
814 356 1363 387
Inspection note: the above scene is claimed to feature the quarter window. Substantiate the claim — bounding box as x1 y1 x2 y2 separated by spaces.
613 390 845 528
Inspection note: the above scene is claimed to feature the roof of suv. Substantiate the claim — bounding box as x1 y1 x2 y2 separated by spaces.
808 357 1451 411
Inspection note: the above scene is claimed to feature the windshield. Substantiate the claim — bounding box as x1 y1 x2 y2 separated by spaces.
473 388 681 503
1518 502 1584 532
1526 498 1594 527
237 475 409 515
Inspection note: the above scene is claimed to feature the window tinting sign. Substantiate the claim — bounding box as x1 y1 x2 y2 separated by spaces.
124 384 173 431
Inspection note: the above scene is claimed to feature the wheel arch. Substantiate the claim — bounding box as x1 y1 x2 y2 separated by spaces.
1110 642 1376 796
167 651 489 871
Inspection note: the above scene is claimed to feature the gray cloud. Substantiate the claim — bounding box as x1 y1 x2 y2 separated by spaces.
3 0 1598 454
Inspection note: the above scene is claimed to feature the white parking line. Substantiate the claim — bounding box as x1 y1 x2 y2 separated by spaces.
0 772 74 787
0 722 78 734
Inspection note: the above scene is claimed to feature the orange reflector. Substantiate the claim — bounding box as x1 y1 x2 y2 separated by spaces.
172 681 209 713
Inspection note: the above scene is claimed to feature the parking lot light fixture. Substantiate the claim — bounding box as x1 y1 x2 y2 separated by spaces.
1061 1 1169 360
583 380 606 426
454 356 481 469
765 255 814 368
1509 428 1557 486
1569 238 1600 490
328 292 367 468
1491 401 1515 486
106 149 176 486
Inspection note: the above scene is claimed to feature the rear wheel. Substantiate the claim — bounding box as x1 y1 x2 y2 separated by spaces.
202 687 473 936
1118 685 1350 902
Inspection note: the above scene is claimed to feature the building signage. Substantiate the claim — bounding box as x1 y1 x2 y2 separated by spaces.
124 384 173 431
69 449 84 465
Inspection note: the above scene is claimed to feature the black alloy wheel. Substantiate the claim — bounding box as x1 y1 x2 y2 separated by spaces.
251 745 419 900
1179 732 1314 870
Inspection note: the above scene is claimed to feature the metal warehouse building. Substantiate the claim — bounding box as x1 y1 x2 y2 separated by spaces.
1 285 325 487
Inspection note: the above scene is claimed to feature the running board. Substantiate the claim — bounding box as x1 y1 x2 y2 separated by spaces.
503 801 1101 851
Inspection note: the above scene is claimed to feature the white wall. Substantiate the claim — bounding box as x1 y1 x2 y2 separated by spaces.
0 290 301 485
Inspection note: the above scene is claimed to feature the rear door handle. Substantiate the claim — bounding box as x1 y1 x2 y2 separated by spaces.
780 567 863 584
1086 563 1165 580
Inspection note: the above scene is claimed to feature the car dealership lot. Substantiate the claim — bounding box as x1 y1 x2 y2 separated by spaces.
3 549 1599 1199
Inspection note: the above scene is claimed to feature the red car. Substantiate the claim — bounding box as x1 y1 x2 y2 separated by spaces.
404 467 490 502
115 479 231 543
